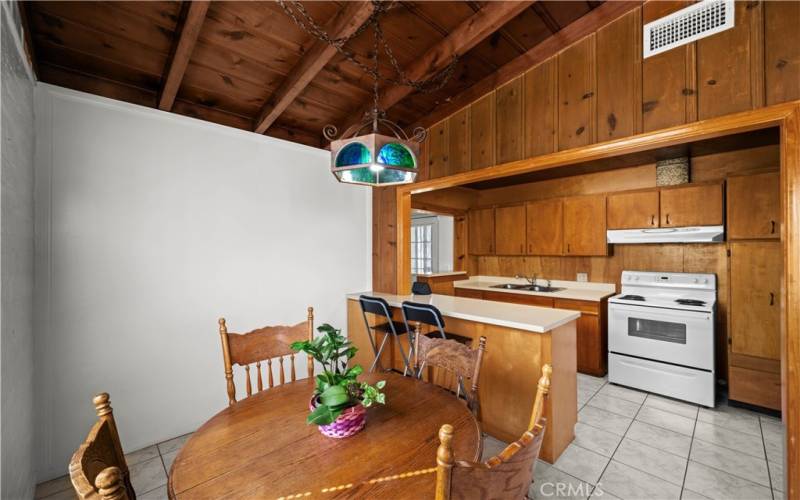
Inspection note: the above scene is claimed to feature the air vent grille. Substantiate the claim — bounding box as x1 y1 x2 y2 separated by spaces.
643 0 735 59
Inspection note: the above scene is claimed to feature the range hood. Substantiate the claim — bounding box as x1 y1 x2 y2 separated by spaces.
607 226 724 244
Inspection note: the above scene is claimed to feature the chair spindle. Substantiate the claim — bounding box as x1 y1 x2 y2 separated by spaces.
256 361 263 392
279 356 285 385
268 358 274 388
245 365 252 396
290 353 296 382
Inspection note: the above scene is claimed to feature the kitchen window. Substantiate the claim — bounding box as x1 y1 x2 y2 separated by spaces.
410 217 438 276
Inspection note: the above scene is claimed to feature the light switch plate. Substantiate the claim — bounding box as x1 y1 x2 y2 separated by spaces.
576 273 588 282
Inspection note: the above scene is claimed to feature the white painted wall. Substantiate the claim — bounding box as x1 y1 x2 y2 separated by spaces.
1 2 37 497
437 215 454 273
33 85 371 480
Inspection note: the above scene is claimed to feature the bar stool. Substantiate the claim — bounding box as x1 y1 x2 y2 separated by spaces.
411 281 432 295
358 295 412 373
400 301 473 362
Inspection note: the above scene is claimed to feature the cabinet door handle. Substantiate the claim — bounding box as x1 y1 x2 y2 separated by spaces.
770 220 776 234
520 244 524 254
529 244 532 253
770 292 775 306
566 243 571 253
666 214 671 225
651 215 655 226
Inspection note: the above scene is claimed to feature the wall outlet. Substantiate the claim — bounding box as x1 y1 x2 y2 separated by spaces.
576 273 588 282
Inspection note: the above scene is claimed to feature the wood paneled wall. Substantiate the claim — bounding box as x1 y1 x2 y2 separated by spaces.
419 1 799 180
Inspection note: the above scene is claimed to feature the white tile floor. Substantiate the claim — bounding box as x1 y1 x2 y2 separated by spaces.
37 374 787 500
486 373 786 500
34 433 193 500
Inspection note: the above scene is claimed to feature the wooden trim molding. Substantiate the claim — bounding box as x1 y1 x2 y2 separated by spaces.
158 1 210 111
394 100 800 498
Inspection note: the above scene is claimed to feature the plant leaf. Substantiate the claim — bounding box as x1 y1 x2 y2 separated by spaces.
320 385 350 407
307 404 337 425
375 380 386 389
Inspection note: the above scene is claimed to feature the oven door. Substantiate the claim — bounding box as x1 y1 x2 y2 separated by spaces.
608 303 714 370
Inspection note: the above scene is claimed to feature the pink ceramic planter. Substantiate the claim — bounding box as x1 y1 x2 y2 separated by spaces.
309 399 367 439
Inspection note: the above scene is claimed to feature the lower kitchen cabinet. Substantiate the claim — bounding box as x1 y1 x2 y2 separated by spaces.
455 288 608 376
554 299 607 376
728 241 782 410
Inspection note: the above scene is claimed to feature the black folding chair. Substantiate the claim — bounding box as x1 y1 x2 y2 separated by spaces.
358 295 411 373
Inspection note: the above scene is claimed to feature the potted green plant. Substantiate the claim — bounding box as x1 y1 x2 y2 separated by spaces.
291 323 386 438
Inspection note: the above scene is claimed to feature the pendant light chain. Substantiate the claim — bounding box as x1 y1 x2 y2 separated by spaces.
277 0 459 94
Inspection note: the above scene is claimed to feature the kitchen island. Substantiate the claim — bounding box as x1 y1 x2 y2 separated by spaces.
346 292 578 463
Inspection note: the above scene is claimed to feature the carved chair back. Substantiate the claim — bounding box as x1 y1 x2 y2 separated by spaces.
413 332 487 414
69 393 134 500
218 307 314 405
434 364 552 500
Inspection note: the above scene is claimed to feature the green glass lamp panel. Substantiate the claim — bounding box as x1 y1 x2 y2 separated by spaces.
377 143 415 169
378 168 413 184
338 167 377 184
336 142 371 167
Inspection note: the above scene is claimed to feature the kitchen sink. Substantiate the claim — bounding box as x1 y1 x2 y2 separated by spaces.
489 284 565 293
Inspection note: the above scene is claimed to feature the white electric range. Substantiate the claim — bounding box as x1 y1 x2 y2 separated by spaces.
608 270 717 407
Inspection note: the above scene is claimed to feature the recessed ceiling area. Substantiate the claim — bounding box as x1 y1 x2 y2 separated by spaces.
22 1 607 148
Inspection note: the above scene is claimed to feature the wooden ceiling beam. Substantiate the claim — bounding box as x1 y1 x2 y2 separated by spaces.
340 0 535 133
253 1 375 135
531 3 561 34
157 0 209 111
415 1 641 129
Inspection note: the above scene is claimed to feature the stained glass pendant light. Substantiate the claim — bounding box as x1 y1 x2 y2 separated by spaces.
278 0 459 186
329 125 422 187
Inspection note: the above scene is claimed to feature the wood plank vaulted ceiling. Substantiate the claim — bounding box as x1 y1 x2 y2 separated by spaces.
23 1 606 148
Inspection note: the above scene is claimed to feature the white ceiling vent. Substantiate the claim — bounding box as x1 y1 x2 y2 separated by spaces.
643 0 735 59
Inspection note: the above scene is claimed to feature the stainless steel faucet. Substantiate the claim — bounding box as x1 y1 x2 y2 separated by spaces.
515 274 538 285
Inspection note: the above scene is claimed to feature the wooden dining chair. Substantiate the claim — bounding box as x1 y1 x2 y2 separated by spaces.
413 331 487 415
218 307 314 405
434 364 552 500
69 393 134 500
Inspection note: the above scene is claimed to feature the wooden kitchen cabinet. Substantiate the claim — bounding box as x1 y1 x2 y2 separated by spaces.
730 241 781 361
468 208 495 255
729 241 782 410
456 287 608 376
727 172 780 239
558 35 595 150
660 183 723 227
495 205 527 255
563 195 607 256
554 298 607 376
526 198 563 255
607 190 659 229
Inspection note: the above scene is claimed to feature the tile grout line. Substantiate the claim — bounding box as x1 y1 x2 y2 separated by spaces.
759 417 776 500
587 387 646 497
679 402 700 499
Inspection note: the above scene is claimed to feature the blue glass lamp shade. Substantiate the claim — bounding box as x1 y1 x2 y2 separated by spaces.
331 137 418 186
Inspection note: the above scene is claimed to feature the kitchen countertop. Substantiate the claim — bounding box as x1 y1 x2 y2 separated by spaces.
454 276 616 302
416 271 468 278
347 291 580 333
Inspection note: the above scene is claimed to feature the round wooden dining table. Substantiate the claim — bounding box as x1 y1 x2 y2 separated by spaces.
167 372 480 499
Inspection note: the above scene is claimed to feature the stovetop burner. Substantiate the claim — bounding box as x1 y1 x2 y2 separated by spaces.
619 294 645 301
675 298 707 306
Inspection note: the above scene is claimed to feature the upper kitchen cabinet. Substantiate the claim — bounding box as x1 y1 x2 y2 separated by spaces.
765 0 800 105
607 190 659 229
642 2 697 132
448 108 470 175
524 59 557 158
470 92 495 170
660 183 723 228
558 35 596 150
596 8 642 141
697 0 764 119
494 205 526 255
468 207 495 255
526 198 564 256
727 172 780 240
495 76 524 164
563 195 607 256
